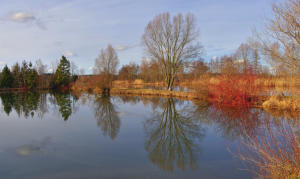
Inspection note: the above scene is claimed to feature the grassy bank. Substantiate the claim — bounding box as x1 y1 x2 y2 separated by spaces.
110 88 207 100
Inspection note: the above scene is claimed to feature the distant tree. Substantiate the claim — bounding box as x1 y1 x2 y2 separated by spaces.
94 44 119 91
0 65 14 88
118 62 139 81
35 59 49 89
70 61 79 82
52 56 71 88
11 62 22 88
35 59 47 75
219 56 238 75
142 12 203 90
139 58 163 82
190 58 208 79
23 62 39 90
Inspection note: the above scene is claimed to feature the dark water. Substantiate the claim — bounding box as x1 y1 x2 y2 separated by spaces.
0 92 297 179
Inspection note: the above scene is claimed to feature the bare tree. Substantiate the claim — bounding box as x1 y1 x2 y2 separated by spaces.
79 68 85 76
35 59 48 89
70 61 78 77
142 12 203 90
258 0 300 75
35 59 47 75
94 44 119 90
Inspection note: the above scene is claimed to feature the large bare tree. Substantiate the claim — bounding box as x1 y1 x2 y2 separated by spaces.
94 44 119 90
258 0 300 75
142 12 203 90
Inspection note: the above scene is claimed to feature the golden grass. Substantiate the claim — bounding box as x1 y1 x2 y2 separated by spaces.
110 88 207 100
133 79 144 85
239 121 300 179
263 95 300 111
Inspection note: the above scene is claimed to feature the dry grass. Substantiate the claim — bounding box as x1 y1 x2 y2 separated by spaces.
254 76 299 88
110 88 207 100
263 95 300 111
239 121 300 179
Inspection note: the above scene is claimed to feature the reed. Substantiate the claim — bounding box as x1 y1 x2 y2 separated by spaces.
263 95 300 111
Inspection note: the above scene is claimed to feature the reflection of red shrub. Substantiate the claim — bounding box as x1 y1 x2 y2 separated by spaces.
209 74 259 107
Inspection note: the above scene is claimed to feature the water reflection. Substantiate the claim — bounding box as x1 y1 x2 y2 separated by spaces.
14 137 52 156
0 92 77 121
53 93 73 121
93 96 120 140
207 106 262 138
145 98 205 171
0 92 40 117
0 92 298 177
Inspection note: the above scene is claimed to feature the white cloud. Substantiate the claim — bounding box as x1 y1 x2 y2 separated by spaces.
211 56 217 60
48 68 53 73
63 51 77 57
114 44 137 51
8 12 46 30
9 12 35 22
88 66 94 71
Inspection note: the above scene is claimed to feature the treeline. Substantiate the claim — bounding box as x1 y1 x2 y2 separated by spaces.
0 56 76 90
115 41 266 83
111 0 300 88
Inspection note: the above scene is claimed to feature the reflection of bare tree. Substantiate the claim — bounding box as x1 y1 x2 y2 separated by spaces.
37 93 48 119
145 98 204 171
93 96 120 140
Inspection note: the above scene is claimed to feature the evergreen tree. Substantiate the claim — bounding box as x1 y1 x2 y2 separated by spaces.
0 65 14 88
24 62 39 90
52 56 71 88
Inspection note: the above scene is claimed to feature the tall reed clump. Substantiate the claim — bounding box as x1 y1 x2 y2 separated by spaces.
239 121 300 178
263 95 300 111
208 74 260 107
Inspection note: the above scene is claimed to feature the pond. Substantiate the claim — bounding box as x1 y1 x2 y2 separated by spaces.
0 92 297 179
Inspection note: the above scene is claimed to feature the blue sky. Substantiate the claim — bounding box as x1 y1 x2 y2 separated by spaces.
0 0 282 73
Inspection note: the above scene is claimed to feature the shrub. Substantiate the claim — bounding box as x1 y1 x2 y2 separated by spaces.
208 74 259 107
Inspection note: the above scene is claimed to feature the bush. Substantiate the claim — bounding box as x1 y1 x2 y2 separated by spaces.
208 74 259 107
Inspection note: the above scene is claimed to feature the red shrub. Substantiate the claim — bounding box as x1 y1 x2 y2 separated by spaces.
209 74 259 107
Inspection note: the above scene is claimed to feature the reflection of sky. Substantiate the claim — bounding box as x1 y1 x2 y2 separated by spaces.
0 95 268 178
0 0 283 73
14 137 52 156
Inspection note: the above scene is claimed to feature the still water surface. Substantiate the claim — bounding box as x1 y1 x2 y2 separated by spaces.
0 92 296 179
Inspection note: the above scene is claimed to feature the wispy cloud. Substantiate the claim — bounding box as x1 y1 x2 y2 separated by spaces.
114 44 138 51
8 11 46 30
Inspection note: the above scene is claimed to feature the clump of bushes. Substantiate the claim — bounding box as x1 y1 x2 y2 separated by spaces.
208 74 259 107
263 95 300 111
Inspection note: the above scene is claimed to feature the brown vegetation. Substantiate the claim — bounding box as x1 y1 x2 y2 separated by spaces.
239 121 300 178
263 95 300 111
